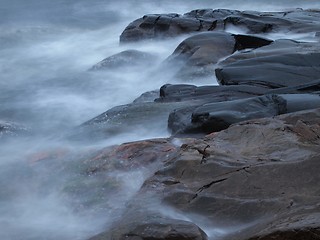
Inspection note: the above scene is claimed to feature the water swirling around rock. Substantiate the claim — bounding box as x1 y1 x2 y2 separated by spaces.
1 1 320 240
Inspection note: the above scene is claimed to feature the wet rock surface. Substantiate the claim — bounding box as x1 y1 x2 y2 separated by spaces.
88 109 320 240
57 7 320 240
89 50 157 71
120 9 320 43
163 32 272 79
216 40 320 88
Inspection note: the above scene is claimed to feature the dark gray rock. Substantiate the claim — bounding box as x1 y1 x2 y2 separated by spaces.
132 90 159 103
89 50 156 71
157 84 269 102
168 93 320 135
169 94 287 134
71 100 203 141
90 218 208 240
266 79 320 94
216 40 320 88
120 9 320 43
163 32 272 80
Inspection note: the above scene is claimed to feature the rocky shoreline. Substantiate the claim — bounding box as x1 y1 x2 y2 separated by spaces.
6 8 320 240
80 8 320 240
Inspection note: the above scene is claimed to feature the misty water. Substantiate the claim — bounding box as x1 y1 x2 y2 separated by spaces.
1 0 319 239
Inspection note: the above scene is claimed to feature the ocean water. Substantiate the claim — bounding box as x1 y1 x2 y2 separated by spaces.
0 0 319 239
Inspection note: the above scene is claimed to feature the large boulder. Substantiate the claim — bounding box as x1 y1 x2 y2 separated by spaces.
216 40 320 88
120 9 320 43
88 108 320 240
163 32 272 79
168 93 320 135
157 84 269 103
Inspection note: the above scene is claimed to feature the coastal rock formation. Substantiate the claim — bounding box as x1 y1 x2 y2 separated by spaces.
72 8 320 240
120 9 320 43
163 32 272 79
216 40 320 88
88 108 320 240
168 93 320 135
90 50 156 71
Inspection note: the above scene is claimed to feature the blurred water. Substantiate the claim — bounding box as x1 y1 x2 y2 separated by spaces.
0 0 319 239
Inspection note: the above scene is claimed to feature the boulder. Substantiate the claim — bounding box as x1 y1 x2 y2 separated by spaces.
132 90 159 103
89 50 156 71
157 84 269 102
120 9 320 43
71 100 202 141
168 93 320 135
216 40 320 88
88 108 320 240
169 94 287 134
163 32 272 79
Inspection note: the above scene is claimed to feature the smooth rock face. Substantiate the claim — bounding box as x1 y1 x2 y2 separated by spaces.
191 94 286 133
72 100 203 140
163 32 272 79
120 9 320 43
76 8 320 239
216 40 320 88
168 93 320 135
89 50 156 71
89 108 320 240
90 217 208 240
158 84 269 102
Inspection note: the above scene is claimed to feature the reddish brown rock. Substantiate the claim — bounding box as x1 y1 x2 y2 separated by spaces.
89 108 320 240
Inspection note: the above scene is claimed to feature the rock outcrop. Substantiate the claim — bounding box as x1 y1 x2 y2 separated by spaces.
163 32 272 79
68 8 320 240
120 9 320 43
88 108 320 240
90 50 157 71
216 40 320 88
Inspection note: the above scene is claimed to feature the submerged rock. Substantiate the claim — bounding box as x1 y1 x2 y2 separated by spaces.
72 100 202 141
89 49 156 71
0 120 29 139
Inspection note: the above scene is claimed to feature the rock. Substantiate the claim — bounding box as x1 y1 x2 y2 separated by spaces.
84 138 178 174
216 40 320 88
169 94 287 134
245 213 320 240
132 90 159 103
157 84 269 102
120 9 320 43
71 100 202 141
163 32 272 79
280 94 320 113
266 79 320 94
0 120 29 139
91 217 208 240
168 93 320 135
89 50 156 71
89 108 320 240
